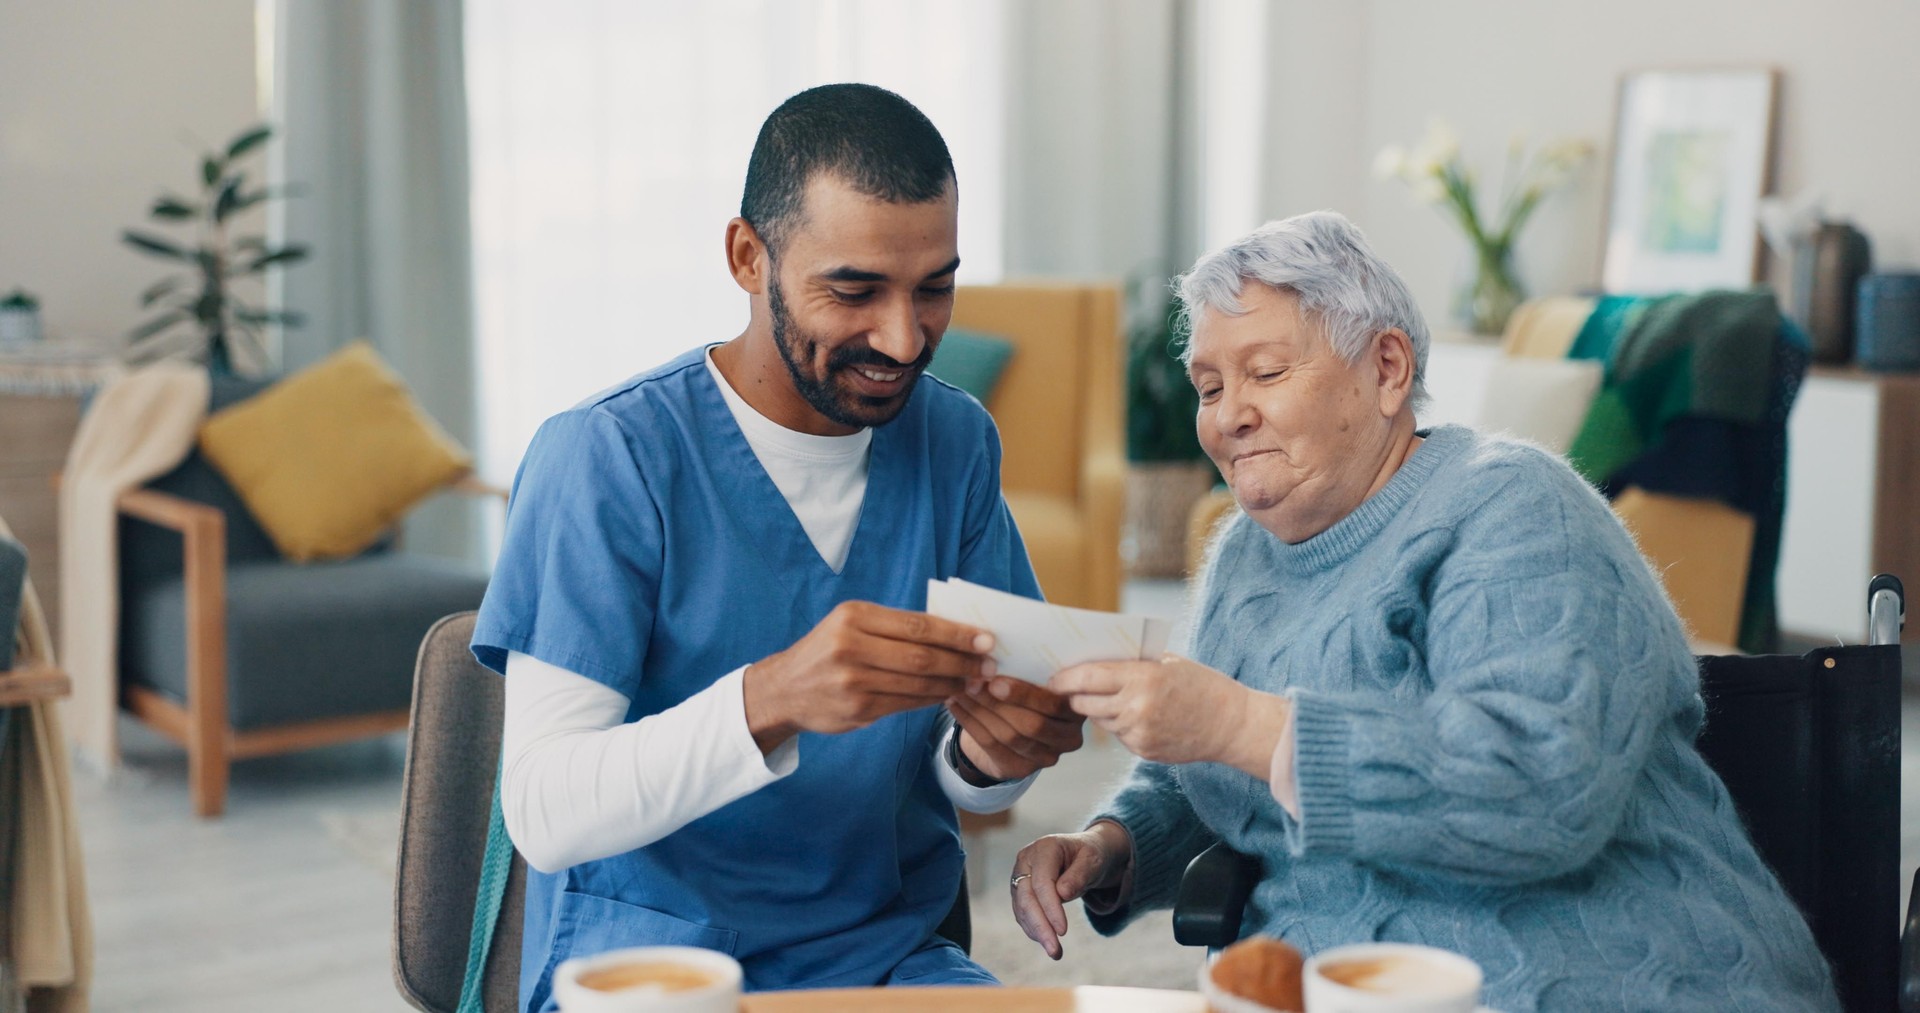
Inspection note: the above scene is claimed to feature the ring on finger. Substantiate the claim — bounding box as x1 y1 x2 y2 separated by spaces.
1010 872 1031 889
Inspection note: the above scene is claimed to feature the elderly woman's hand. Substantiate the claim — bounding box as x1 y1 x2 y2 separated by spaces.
1049 656 1290 776
1010 821 1132 959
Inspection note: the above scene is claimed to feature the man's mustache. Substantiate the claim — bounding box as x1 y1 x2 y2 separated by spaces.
829 344 934 373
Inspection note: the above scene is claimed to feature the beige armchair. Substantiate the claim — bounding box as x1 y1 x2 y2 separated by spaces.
950 284 1125 612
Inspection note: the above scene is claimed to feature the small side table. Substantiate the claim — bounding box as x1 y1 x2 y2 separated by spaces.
0 349 120 647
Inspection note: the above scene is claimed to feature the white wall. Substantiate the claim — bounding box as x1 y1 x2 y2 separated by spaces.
1256 0 1920 332
0 1 259 348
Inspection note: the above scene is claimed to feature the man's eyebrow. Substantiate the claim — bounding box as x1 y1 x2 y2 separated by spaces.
816 257 962 285
819 267 887 283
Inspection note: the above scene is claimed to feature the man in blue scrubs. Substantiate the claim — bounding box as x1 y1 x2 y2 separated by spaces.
472 84 1083 1009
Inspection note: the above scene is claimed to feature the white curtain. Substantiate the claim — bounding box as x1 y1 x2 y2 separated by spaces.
1000 0 1184 281
268 0 480 562
998 0 1271 302
464 0 1008 505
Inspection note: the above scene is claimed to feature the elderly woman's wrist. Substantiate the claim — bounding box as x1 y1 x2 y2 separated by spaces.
1224 689 1292 781
1085 819 1134 891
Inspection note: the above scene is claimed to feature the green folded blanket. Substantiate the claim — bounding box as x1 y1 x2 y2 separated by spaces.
1566 290 1779 486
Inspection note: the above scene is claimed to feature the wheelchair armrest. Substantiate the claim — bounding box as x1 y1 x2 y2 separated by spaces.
1902 868 1920 1012
1173 841 1261 949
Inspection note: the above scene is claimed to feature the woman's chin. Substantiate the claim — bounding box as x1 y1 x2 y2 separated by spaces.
1236 491 1328 544
1230 480 1284 515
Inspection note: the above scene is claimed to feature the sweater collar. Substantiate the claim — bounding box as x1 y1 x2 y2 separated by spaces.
1264 424 1473 575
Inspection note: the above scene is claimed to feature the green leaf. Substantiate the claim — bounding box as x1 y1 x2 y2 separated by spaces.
229 181 303 217
1125 304 1205 463
244 245 310 272
225 124 272 160
140 276 184 307
212 178 243 222
202 155 224 188
127 309 188 342
122 230 192 261
150 196 197 220
233 307 303 327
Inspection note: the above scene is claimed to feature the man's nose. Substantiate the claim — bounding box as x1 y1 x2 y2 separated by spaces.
868 298 925 366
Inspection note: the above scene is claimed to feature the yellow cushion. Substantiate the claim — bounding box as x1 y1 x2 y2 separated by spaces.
198 341 471 562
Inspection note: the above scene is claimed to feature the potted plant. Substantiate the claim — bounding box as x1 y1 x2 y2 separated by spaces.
122 124 309 375
0 290 41 347
1375 119 1593 336
1124 283 1217 578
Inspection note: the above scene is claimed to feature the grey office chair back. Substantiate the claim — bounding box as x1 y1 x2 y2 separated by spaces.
394 611 523 1013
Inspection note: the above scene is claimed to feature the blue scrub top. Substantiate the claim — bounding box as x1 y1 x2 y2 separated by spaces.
472 347 1041 1010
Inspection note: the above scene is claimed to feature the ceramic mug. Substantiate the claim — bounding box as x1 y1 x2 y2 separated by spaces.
1301 943 1482 1013
551 946 742 1013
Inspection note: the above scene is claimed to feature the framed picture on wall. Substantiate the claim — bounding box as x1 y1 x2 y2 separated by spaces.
1601 68 1779 295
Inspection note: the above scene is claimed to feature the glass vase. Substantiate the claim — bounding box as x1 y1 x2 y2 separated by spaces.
1454 243 1525 337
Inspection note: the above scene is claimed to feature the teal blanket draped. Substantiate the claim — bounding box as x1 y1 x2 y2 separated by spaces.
1565 290 1780 487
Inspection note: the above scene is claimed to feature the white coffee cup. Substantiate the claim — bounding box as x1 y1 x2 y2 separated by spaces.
551 946 742 1013
1302 943 1481 1013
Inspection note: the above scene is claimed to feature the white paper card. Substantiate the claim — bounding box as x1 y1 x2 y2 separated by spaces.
925 578 1175 685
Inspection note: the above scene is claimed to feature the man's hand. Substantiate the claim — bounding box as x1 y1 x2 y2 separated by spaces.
742 601 995 752
946 678 1085 783
1049 655 1288 777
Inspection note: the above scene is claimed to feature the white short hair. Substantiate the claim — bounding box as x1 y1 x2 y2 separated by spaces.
1175 210 1430 411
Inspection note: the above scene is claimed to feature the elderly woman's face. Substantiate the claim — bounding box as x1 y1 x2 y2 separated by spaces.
1188 285 1415 544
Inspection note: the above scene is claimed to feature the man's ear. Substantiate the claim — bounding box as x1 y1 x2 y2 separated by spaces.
1373 327 1416 418
726 217 769 296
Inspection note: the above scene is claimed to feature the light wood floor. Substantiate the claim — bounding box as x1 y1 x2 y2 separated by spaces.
76 724 419 1012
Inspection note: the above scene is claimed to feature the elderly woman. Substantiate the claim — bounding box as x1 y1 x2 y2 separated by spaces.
1013 212 1836 1011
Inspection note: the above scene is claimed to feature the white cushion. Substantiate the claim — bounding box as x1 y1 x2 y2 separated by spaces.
1473 357 1604 454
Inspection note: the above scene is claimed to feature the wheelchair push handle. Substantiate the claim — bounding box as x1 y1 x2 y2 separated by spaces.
1870 574 1905 648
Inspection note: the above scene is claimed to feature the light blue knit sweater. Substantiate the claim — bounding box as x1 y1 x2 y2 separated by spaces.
1090 425 1837 1012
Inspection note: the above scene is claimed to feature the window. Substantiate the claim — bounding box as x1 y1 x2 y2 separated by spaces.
465 0 1006 496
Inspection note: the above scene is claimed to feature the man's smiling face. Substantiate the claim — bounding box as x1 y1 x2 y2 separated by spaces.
766 172 960 431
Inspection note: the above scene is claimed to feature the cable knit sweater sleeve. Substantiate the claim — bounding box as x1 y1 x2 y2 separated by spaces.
1285 466 1678 885
1084 759 1222 935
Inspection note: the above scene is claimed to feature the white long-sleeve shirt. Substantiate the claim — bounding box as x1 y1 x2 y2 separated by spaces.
501 348 1034 873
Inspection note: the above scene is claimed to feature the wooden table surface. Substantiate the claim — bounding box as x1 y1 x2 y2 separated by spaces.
741 985 1207 1012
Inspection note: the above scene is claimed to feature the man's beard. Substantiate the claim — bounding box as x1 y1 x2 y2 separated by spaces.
769 274 934 430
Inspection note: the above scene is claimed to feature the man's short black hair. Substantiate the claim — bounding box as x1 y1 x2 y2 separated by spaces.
741 83 955 256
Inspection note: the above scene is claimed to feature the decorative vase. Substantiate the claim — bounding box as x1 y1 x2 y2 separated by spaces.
1123 461 1219 579
1455 243 1524 337
0 307 41 347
